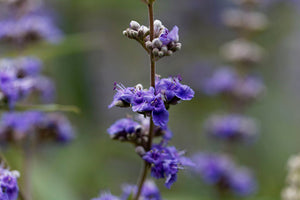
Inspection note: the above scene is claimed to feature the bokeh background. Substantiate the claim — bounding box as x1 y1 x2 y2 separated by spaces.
4 0 300 199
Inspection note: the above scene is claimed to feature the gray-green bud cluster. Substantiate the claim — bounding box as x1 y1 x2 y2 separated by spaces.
123 19 181 60
220 38 264 65
282 154 300 200
222 9 268 32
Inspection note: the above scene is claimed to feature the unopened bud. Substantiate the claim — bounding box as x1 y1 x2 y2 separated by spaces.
161 46 168 54
175 43 182 51
129 20 140 31
145 41 152 49
158 51 164 57
123 30 128 37
135 146 146 156
139 25 150 35
153 38 162 48
152 48 159 56
166 50 173 56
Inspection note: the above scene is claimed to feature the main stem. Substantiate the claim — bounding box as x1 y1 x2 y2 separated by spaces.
134 2 155 200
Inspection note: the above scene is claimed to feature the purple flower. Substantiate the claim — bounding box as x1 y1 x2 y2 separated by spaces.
191 153 257 196
159 26 179 46
109 76 194 128
0 168 19 200
143 144 193 188
156 75 194 106
204 114 259 142
107 118 141 140
131 87 169 128
108 83 135 108
0 111 74 144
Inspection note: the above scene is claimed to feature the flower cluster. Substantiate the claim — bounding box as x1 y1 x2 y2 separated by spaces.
143 144 194 188
92 180 162 200
123 20 181 60
0 57 55 107
222 9 268 32
0 12 62 45
109 75 194 128
282 154 300 200
203 67 265 102
0 111 74 144
106 1 194 198
191 153 257 196
204 114 259 142
0 167 19 200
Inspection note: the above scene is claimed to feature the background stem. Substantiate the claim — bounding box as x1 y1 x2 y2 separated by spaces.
23 145 34 200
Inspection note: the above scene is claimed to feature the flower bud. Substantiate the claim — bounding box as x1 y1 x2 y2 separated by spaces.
139 25 150 35
122 30 128 37
158 51 164 58
153 38 162 48
129 20 140 31
145 41 152 49
135 146 146 156
175 43 182 51
152 48 159 56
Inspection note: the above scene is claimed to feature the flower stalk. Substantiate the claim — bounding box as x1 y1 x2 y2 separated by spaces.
134 1 156 199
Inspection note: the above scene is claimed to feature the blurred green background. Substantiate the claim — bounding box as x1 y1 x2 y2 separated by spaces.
4 0 300 199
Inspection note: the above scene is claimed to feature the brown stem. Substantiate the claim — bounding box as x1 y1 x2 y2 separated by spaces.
134 162 149 200
134 2 156 200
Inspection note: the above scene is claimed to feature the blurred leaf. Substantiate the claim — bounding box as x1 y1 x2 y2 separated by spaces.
6 32 106 61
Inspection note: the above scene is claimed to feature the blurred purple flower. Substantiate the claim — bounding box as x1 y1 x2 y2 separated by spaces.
202 67 265 102
121 180 162 200
0 12 62 45
204 114 259 142
0 111 74 144
228 167 257 196
202 67 237 95
191 153 257 196
0 57 55 107
92 180 161 200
